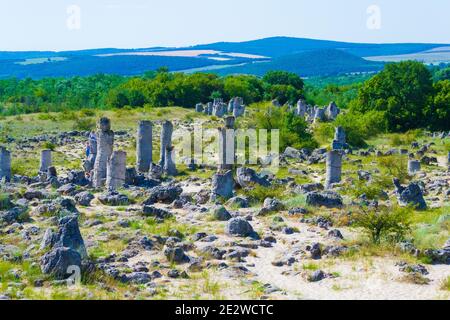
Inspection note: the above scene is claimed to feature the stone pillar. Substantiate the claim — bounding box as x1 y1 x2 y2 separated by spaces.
332 126 346 150
218 127 235 171
136 120 153 173
83 132 98 173
47 166 57 178
163 146 177 176
224 116 235 129
159 120 173 168
0 147 11 182
106 151 126 190
408 160 421 175
325 150 342 189
296 99 307 117
93 117 114 188
39 149 52 173
195 103 204 113
211 170 234 201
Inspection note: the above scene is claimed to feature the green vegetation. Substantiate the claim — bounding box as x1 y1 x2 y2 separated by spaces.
354 207 411 244
250 103 318 150
353 61 449 132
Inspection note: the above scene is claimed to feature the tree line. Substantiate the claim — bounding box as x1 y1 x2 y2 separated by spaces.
0 62 449 133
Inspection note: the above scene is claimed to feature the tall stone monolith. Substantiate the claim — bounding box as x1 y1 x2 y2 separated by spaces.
408 160 421 175
159 120 173 168
163 146 177 176
93 117 114 188
39 149 52 173
106 151 126 190
325 150 342 189
0 147 11 182
136 120 153 173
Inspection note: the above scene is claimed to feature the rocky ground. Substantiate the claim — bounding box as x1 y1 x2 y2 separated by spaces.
0 108 449 300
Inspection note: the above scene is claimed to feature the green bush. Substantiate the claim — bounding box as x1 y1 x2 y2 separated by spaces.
388 130 423 147
377 155 409 184
0 193 12 210
314 110 387 148
251 103 318 151
354 207 411 244
42 141 56 151
73 117 96 131
245 184 285 203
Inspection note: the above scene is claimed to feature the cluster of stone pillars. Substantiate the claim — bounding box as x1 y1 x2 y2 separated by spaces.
87 118 177 190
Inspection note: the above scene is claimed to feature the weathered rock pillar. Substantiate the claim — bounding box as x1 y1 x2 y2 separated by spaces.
159 121 173 168
93 117 114 188
332 126 346 150
0 147 11 182
408 160 421 175
106 151 126 190
163 146 177 176
218 127 235 171
40 149 52 173
136 120 153 173
195 103 204 113
224 116 235 130
325 150 342 189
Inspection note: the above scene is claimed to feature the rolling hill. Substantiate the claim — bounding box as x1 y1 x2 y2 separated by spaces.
0 37 448 79
215 49 384 77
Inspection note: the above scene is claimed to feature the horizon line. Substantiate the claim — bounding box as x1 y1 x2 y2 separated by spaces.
1 35 449 54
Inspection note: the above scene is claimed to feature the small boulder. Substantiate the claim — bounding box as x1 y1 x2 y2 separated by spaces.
226 217 255 237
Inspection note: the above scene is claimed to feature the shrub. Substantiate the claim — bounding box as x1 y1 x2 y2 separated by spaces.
79 109 97 117
377 155 409 184
245 184 285 203
354 207 411 244
251 103 318 151
0 193 12 210
389 130 423 147
73 117 96 131
440 276 450 291
42 141 56 151
314 110 386 148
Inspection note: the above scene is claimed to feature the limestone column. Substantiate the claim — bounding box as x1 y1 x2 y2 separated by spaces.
332 126 346 150
93 117 114 188
408 160 421 175
0 147 11 182
106 151 126 190
325 150 342 189
218 127 235 171
136 120 153 173
39 149 52 173
159 120 173 168
224 116 235 130
163 146 177 176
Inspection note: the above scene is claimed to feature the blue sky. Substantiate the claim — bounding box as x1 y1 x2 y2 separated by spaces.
1 0 449 51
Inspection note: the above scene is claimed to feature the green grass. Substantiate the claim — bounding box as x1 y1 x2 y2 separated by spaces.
440 276 450 291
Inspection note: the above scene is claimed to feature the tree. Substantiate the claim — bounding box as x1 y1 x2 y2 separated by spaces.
354 61 434 132
252 103 317 150
427 80 450 131
263 70 304 90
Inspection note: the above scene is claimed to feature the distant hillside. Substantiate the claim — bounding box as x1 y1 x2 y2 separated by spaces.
216 49 384 77
0 36 448 79
193 36 445 58
0 55 248 79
